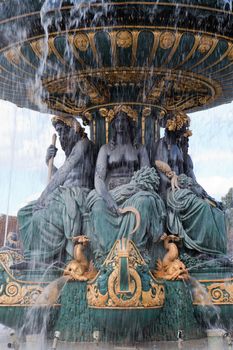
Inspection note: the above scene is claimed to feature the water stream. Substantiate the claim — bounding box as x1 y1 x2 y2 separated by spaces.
1 0 233 349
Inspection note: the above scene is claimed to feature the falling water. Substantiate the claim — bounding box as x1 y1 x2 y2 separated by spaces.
1 1 233 349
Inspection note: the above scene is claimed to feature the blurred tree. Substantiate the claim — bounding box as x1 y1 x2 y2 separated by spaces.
222 188 233 209
222 188 233 254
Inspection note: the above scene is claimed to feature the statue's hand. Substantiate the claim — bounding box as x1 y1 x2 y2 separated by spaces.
171 173 179 191
45 144 58 165
105 197 119 215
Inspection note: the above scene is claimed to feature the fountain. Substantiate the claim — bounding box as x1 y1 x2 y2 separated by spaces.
0 0 233 348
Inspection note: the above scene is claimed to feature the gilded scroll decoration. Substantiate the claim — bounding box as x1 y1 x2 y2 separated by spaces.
147 71 220 111
32 67 221 115
0 250 24 267
0 261 44 306
193 280 233 305
207 283 233 304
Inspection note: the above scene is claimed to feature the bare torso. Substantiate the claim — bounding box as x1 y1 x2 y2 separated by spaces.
63 138 95 189
101 143 149 190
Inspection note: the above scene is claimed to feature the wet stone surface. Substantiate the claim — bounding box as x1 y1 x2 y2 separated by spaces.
0 324 231 350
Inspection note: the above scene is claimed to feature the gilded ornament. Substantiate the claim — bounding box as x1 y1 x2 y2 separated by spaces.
116 31 133 48
159 32 176 49
100 105 138 122
47 98 84 115
79 78 107 104
64 235 97 281
198 96 210 105
74 33 90 52
227 46 233 60
99 108 109 117
183 129 192 138
197 36 213 54
141 284 165 307
87 239 165 309
141 107 151 144
31 38 52 57
113 105 137 121
207 282 233 304
0 261 44 306
159 110 166 118
40 67 220 115
0 250 24 267
193 280 233 305
148 79 165 100
154 233 189 281
4 49 20 65
142 107 151 117
165 111 189 132
108 268 142 307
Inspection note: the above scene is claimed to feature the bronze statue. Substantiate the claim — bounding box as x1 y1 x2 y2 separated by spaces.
86 106 166 266
94 108 150 211
17 116 96 265
153 114 186 198
166 174 227 257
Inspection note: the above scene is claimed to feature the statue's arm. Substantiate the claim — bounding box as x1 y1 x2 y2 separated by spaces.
184 154 196 182
38 141 85 205
155 160 179 191
95 146 118 213
139 145 150 167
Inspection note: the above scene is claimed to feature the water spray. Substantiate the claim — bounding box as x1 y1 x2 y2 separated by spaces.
177 330 183 349
93 330 100 343
7 331 20 350
224 332 233 347
50 330 60 350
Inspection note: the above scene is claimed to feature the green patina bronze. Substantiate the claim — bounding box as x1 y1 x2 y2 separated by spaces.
18 187 90 262
167 185 227 256
0 0 232 345
87 167 166 265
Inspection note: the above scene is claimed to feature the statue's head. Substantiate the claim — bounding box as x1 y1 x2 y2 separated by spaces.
165 112 190 141
51 115 86 153
109 105 137 148
113 111 130 134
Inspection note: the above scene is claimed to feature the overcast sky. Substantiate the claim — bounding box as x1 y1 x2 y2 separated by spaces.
0 99 233 216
